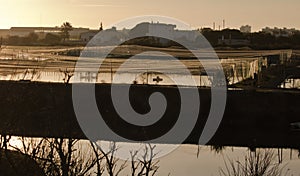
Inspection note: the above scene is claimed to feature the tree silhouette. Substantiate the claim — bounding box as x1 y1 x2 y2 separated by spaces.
60 22 73 42
100 22 103 31
219 149 284 176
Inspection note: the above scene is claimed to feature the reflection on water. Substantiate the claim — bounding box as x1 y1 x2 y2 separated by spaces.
0 46 274 87
280 78 300 89
0 47 298 175
0 57 267 87
222 57 267 84
5 136 300 176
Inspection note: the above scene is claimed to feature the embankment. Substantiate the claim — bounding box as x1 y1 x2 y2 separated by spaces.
0 81 299 149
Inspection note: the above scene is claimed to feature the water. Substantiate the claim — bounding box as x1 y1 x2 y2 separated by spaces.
7 136 300 176
0 52 266 87
1 46 299 175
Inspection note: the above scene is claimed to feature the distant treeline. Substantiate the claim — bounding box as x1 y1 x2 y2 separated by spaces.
123 31 300 50
201 28 300 49
1 32 84 46
2 29 300 49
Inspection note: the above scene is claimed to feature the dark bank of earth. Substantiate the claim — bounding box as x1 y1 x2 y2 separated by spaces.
0 81 299 149
0 149 45 176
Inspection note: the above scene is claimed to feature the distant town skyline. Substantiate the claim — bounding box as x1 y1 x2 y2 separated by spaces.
0 0 300 31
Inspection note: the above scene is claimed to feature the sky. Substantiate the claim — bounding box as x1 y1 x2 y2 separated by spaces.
0 0 300 31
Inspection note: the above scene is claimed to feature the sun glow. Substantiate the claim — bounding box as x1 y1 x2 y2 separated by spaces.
0 0 300 31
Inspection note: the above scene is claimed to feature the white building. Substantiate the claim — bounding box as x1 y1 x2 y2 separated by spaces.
148 22 176 39
82 27 128 45
130 22 198 42
80 30 99 42
98 27 127 44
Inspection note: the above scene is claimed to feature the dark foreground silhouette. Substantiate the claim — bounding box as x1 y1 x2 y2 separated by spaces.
0 81 299 149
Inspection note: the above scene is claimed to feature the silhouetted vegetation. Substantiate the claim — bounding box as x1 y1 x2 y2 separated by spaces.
6 33 39 46
1 136 163 176
0 135 45 176
2 21 85 46
201 28 300 49
5 33 61 46
60 22 73 43
3 24 300 49
211 145 226 154
219 149 285 176
130 144 160 176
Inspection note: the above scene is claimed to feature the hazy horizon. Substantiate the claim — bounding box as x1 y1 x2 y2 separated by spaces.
0 0 300 31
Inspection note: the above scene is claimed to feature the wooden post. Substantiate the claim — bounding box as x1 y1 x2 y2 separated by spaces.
110 58 113 83
199 67 201 87
146 70 148 85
